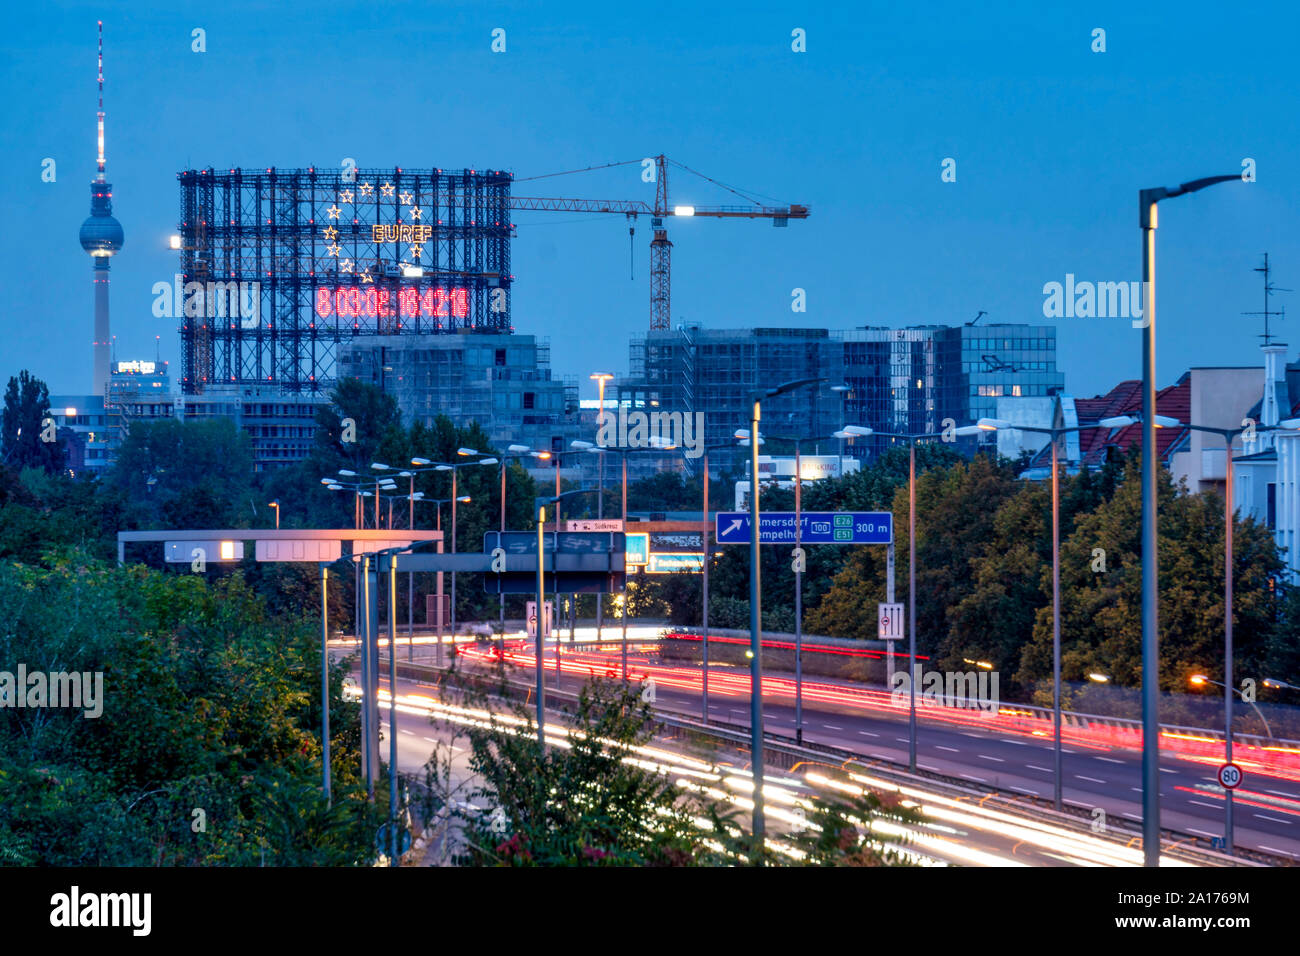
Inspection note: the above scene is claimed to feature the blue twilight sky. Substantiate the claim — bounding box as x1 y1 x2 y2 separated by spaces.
2 0 1298 406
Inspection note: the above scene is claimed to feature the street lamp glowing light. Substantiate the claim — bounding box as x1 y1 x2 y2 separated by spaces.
953 425 986 437
457 495 472 503
1190 674 1209 686
371 462 390 470
532 451 551 459
842 425 872 437
457 447 480 457
1152 415 1181 428
319 477 333 485
411 457 431 466
1088 673 1110 683
976 417 1011 431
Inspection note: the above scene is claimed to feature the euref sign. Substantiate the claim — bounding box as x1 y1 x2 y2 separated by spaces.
715 511 893 545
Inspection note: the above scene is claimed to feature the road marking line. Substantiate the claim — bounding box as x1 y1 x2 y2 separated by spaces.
999 739 1030 746
824 724 844 730
1158 768 1178 774
423 737 438 743
978 755 1005 763
896 737 910 743
399 729 414 736
1188 827 1217 838
936 746 960 753
960 773 988 783
1010 786 1039 795
1131 787 1143 793
1253 814 1292 825
1266 789 1297 797
1096 757 1125 764
1188 800 1220 809
1074 775 1106 784
1260 845 1299 856
858 731 879 737
1028 765 1052 773
1121 812 1142 821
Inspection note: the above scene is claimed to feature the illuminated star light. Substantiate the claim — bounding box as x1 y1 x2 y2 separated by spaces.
398 190 413 204
409 205 422 220
323 225 339 240
327 243 341 256
327 205 342 219
339 189 355 203
360 271 373 284
409 244 424 259
380 182 396 197
358 182 374 196
340 259 354 273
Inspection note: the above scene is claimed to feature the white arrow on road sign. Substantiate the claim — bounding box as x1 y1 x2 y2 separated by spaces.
877 602 904 640
721 518 745 538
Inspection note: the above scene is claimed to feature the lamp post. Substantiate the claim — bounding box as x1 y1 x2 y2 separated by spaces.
591 372 615 642
572 439 677 681
1138 172 1240 866
975 415 1136 809
411 452 497 662
744 378 823 863
830 384 851 478
737 427 840 746
699 440 740 722
498 445 552 640
268 499 280 529
835 423 983 772
1171 416 1299 853
533 488 601 747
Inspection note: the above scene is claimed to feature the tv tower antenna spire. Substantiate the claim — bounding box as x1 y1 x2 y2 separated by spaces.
96 20 105 178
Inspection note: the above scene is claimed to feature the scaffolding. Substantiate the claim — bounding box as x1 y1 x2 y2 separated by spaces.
177 167 513 396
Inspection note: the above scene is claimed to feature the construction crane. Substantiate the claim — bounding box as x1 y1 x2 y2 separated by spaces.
510 155 808 330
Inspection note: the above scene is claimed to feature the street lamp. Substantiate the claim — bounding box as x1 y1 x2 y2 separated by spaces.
1138 172 1241 867
830 384 851 477
698 440 741 723
497 445 551 639
572 438 677 681
1191 673 1273 741
591 373 615 638
267 499 280 530
744 377 823 862
738 426 842 745
1144 413 1299 853
836 423 983 773
410 453 497 655
976 414 1136 810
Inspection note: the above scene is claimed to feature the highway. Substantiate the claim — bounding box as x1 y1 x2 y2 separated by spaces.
445 636 1300 861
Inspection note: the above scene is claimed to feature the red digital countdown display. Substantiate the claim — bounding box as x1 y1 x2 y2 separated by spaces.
314 286 470 320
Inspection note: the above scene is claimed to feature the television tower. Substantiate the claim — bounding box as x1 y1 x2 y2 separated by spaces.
78 21 124 398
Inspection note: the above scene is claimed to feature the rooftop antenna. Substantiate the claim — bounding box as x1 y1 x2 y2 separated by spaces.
966 310 988 326
1243 253 1290 345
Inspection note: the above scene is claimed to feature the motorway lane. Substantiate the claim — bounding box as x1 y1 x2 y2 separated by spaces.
371 668 1195 866
472 644 1300 860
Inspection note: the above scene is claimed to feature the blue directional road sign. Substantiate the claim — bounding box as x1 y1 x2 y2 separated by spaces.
715 511 893 545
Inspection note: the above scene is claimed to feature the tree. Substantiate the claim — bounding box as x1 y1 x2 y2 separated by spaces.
1 370 62 474
110 418 254 529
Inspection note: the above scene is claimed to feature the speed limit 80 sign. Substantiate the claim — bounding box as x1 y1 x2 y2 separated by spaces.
1218 763 1243 790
